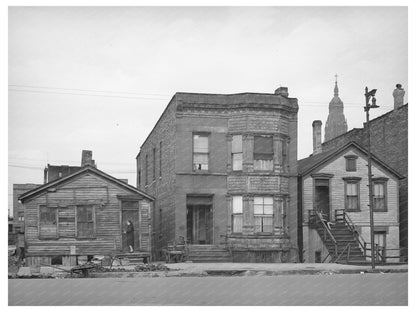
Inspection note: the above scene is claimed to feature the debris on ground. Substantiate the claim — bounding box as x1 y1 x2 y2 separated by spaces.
134 263 169 272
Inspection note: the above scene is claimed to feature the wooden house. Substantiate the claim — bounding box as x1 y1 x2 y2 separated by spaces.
19 165 154 267
298 139 403 264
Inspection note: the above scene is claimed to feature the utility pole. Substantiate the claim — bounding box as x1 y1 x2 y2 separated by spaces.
364 86 378 270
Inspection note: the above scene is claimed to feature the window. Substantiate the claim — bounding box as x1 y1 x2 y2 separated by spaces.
138 169 141 187
77 205 95 238
345 155 358 172
153 147 156 181
145 154 148 185
254 197 273 233
232 196 243 233
373 181 387 211
254 136 273 171
159 141 162 177
39 206 57 238
193 134 209 171
18 211 24 221
232 135 243 171
344 179 360 211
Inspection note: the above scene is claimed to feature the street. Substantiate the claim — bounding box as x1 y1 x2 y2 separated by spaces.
9 273 407 305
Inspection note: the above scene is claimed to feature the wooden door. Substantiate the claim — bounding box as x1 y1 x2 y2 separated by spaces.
315 179 330 220
191 205 213 244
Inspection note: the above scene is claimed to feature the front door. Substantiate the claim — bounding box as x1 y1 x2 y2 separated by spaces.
374 231 386 262
186 205 213 244
121 201 140 252
315 179 330 219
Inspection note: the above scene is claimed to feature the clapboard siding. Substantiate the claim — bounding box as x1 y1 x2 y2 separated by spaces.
23 171 153 259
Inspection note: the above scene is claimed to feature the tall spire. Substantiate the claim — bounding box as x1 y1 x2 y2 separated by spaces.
334 74 339 96
324 75 348 142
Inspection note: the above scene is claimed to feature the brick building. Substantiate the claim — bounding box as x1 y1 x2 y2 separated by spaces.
321 103 408 259
137 87 299 262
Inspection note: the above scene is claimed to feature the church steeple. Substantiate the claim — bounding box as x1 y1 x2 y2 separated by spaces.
334 74 339 96
324 74 348 142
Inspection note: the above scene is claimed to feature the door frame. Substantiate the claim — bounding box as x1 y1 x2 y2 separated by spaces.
311 174 333 221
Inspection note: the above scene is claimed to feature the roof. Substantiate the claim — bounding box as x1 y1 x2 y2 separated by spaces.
298 141 404 179
19 164 155 202
137 90 299 155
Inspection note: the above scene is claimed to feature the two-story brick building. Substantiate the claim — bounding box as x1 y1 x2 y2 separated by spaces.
137 87 299 262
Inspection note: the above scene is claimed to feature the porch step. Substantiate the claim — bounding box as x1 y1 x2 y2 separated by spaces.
186 245 232 263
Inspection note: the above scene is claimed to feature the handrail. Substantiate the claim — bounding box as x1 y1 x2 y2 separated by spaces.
334 243 351 263
314 211 338 256
336 210 367 253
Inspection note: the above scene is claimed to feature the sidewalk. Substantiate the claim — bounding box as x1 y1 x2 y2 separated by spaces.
163 262 408 276
12 262 408 279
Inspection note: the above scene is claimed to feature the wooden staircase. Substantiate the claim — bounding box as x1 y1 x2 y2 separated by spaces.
316 222 366 263
309 210 368 264
186 245 232 263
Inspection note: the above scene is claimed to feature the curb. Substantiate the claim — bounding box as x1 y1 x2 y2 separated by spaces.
9 268 408 279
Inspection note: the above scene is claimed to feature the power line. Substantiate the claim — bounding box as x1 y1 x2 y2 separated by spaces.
8 88 171 101
8 84 172 97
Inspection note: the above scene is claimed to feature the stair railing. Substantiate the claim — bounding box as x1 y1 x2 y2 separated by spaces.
314 211 338 257
334 243 351 263
336 209 367 253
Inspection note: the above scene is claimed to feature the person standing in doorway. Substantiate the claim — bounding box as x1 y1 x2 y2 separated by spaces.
125 220 134 253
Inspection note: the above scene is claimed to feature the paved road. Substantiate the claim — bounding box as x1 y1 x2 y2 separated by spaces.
9 273 407 306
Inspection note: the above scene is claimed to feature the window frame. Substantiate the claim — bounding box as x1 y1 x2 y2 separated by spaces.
343 177 361 212
232 196 243 233
76 205 96 239
253 135 274 171
253 196 274 233
193 133 210 171
39 205 58 239
231 135 243 171
373 178 388 212
345 155 358 172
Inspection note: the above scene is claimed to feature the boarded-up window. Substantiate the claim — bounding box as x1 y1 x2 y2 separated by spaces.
254 197 273 233
232 196 243 233
193 134 209 171
77 205 95 238
254 136 273 171
232 135 243 171
39 206 57 239
345 155 358 172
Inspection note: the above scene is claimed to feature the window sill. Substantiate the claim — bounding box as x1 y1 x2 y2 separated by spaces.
345 209 361 212
374 210 388 213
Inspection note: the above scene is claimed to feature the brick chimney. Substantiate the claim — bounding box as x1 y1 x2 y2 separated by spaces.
275 87 289 97
81 150 96 167
393 83 405 109
312 120 322 155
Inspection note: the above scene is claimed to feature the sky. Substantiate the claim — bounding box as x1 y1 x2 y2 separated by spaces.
7 6 408 215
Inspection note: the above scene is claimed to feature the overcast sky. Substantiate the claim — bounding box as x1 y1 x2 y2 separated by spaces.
8 6 408 215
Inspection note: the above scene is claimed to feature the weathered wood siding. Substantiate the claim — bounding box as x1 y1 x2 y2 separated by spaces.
24 172 152 257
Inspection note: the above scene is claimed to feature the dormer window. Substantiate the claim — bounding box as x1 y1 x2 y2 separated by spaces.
345 155 358 172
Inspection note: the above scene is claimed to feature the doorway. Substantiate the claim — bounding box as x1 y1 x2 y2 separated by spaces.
121 201 140 252
314 179 330 219
186 195 213 244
